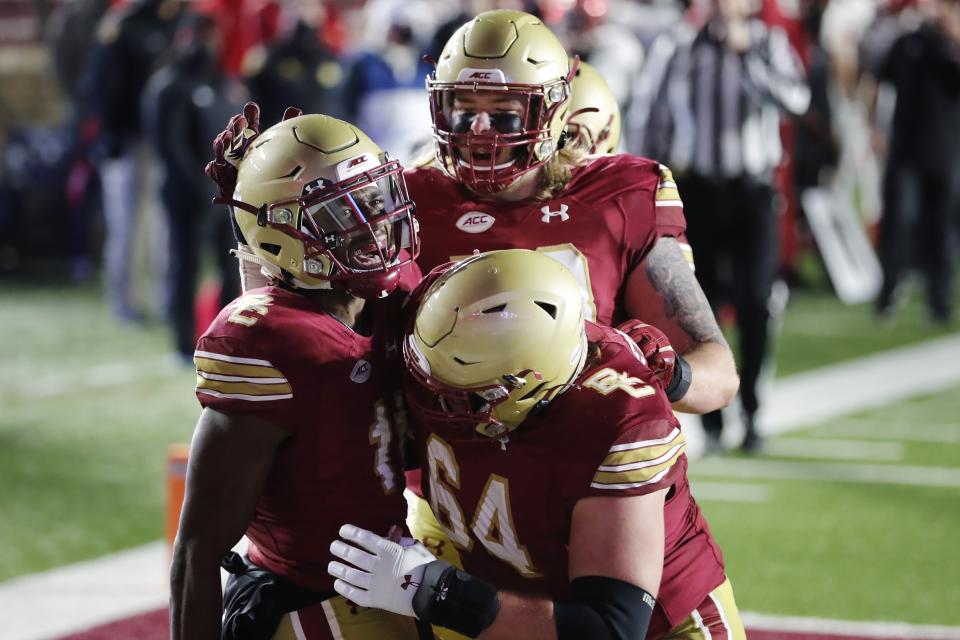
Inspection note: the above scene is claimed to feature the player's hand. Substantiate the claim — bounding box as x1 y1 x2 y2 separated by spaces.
205 101 262 199
328 524 436 618
616 319 677 389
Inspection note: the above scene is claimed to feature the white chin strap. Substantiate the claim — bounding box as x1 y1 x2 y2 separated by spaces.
231 244 331 292
457 157 517 171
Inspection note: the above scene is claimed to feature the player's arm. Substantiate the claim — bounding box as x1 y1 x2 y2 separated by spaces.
478 489 666 640
327 491 665 640
625 236 738 413
170 408 288 640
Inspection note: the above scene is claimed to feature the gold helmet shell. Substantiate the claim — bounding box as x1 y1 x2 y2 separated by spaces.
427 10 575 192
404 249 588 437
566 60 621 154
231 114 418 298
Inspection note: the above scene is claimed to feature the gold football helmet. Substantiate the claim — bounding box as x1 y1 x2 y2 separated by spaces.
404 249 588 438
427 10 577 193
566 60 621 155
226 114 418 298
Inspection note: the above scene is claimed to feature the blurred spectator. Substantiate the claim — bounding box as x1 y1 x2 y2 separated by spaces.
44 0 111 281
142 12 244 360
86 0 183 321
343 0 436 163
638 0 810 452
793 0 838 209
243 0 347 125
556 0 646 129
870 0 960 325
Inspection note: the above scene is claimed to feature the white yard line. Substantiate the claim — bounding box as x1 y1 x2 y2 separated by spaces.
760 333 960 436
689 480 771 503
0 543 169 640
741 612 960 639
2 337 960 638
758 437 905 462
690 458 960 488
824 422 960 443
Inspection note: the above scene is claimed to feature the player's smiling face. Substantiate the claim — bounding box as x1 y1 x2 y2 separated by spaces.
336 185 398 271
449 91 527 169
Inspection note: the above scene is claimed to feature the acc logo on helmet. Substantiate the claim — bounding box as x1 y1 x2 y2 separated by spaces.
456 211 496 234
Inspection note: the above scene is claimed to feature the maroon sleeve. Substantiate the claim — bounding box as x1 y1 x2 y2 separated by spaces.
194 335 300 433
583 417 687 498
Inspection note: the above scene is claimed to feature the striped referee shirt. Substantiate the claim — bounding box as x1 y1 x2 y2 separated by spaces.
633 18 810 181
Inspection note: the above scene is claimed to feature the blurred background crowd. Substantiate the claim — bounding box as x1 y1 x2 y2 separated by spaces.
1 0 958 394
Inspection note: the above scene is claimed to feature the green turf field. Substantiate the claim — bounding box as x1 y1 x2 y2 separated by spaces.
2 279 958 627
690 387 960 625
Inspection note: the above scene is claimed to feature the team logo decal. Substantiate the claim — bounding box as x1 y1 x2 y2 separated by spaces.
350 359 372 383
540 203 570 223
302 177 332 197
456 68 507 83
456 211 495 234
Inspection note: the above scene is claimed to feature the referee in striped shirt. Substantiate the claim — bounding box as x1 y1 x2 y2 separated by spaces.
636 0 810 452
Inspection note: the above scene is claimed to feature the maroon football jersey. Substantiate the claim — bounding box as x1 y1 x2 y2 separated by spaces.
194 285 412 591
408 322 726 635
406 154 686 326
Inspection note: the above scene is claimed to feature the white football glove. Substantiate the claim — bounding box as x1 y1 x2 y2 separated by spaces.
328 524 437 618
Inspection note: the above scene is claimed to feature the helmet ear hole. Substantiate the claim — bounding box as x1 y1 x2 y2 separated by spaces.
260 243 282 256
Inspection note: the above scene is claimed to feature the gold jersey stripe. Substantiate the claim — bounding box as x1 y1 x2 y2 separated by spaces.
194 356 285 379
600 432 686 468
656 187 681 201
196 376 293 397
592 443 686 486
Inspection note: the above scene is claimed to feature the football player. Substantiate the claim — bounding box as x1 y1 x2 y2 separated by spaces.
328 249 746 640
565 60 622 155
408 9 736 415
169 105 424 640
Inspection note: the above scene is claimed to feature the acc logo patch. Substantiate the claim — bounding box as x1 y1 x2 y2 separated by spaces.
456 212 495 234
350 359 372 383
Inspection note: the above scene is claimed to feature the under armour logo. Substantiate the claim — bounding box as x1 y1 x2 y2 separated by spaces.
302 177 330 196
540 203 569 223
401 574 421 591
384 340 399 357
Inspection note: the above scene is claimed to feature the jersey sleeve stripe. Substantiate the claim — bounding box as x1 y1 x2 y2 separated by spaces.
194 350 275 366
591 443 686 487
195 376 293 397
600 435 686 469
195 356 285 379
197 371 289 384
655 199 684 207
590 464 673 490
656 187 681 200
607 427 682 453
197 388 294 402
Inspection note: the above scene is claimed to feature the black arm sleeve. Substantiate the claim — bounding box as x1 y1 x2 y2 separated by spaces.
554 576 657 640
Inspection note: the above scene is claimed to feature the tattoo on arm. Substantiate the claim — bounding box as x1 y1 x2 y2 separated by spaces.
643 238 726 346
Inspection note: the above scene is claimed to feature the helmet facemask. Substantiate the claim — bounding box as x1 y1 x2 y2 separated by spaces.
229 155 418 299
427 71 574 194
